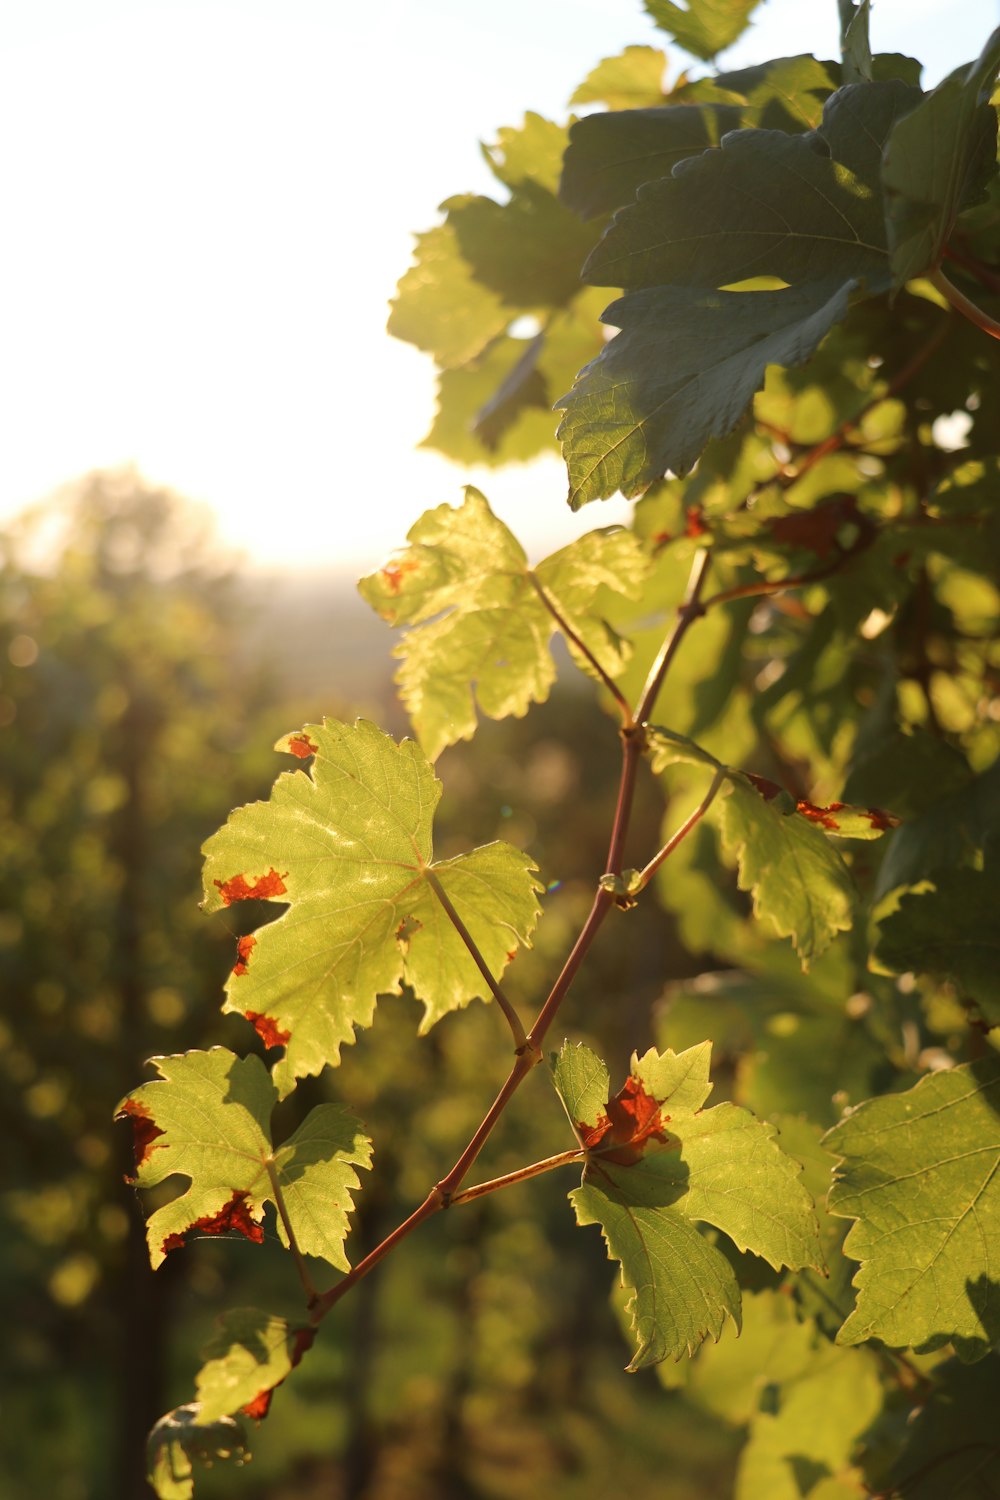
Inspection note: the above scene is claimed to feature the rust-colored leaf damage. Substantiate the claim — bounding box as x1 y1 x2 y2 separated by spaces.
214 868 288 906
285 733 318 760
246 1011 291 1049
160 1189 264 1258
118 1097 166 1174
232 934 257 976
579 1076 672 1165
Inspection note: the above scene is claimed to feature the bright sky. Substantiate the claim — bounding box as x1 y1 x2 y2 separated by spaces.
2 0 997 573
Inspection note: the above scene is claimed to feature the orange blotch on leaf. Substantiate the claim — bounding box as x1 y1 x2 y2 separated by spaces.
380 559 420 594
286 733 318 760
242 1390 273 1422
232 935 257 977
863 806 899 832
160 1190 264 1259
214 868 288 906
685 506 710 539
246 1011 291 1049
118 1097 165 1175
796 798 843 831
579 1076 672 1164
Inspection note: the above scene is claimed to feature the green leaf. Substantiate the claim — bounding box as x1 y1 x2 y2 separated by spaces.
359 488 646 756
875 864 1000 1025
195 1309 311 1424
840 0 873 86
116 1048 372 1268
718 775 857 963
826 1057 1000 1360
561 103 744 220
201 719 542 1088
643 0 763 62
445 177 597 310
883 28 1000 287
556 278 853 503
676 53 842 130
555 1041 822 1366
569 46 669 112
481 111 573 196
582 83 919 293
147 1404 248 1500
387 221 511 369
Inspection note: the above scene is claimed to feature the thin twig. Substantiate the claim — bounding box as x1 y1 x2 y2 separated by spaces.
423 867 528 1051
528 572 634 726
636 548 712 725
929 267 1000 342
449 1148 585 1206
633 767 727 892
265 1158 319 1305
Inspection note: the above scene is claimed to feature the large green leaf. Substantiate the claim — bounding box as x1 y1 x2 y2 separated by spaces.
359 488 646 756
553 1040 822 1366
201 719 542 1089
582 82 919 292
445 178 597 310
878 1355 1000 1497
643 0 763 62
718 775 857 964
387 222 511 369
826 1057 1000 1360
116 1048 372 1269
561 103 743 220
883 27 1000 287
556 278 852 502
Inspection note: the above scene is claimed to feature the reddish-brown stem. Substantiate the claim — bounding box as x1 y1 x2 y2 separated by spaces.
634 767 727 891
449 1148 585 1206
701 549 862 611
528 572 634 726
423 866 528 1051
636 548 712 724
929 267 1000 342
265 1158 319 1306
944 242 1000 295
310 1191 441 1322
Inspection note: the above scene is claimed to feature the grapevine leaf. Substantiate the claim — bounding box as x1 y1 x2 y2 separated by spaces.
560 103 744 220
116 1048 372 1268
556 278 853 502
582 83 920 292
554 1041 822 1366
359 489 646 757
675 53 842 130
201 719 542 1089
642 0 763 62
883 27 1000 287
387 222 511 369
874 864 1000 1025
147 1404 248 1500
718 774 857 963
195 1309 315 1425
445 177 597 310
840 0 872 86
825 1057 1000 1360
482 111 575 196
569 46 669 112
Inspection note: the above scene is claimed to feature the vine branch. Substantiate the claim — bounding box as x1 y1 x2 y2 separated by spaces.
528 572 634 726
929 266 1000 342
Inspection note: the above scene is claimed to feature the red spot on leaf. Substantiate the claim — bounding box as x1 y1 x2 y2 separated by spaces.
286 733 317 760
241 1389 273 1422
505 949 517 964
579 1076 672 1164
685 506 709 538
651 529 673 548
160 1190 264 1259
214 868 288 906
117 1097 165 1174
246 1011 291 1049
381 559 420 594
796 798 843 831
232 935 257 976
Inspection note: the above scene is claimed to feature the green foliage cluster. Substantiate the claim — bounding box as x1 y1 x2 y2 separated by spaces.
118 4 1000 1496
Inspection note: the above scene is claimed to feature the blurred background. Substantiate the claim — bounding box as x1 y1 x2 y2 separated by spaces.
2 2 997 1498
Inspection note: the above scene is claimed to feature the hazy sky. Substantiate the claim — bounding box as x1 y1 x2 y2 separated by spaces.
2 0 998 572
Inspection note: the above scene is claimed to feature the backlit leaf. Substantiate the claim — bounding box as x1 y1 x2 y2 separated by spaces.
195 1309 314 1424
643 0 763 62
359 488 646 756
147 1405 248 1500
569 46 669 112
883 28 1000 286
116 1048 371 1268
202 719 542 1089
553 1041 822 1365
826 1057 1000 1360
